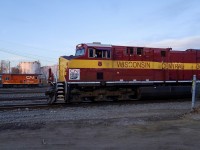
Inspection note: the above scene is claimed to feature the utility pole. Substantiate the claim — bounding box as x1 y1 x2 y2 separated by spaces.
192 75 197 110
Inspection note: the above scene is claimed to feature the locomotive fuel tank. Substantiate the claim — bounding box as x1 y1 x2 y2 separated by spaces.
138 86 192 100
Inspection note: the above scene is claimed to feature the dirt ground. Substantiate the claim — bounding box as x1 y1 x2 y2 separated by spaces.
1 103 200 150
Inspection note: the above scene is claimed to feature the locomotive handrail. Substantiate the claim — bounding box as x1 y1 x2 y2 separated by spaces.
53 72 58 89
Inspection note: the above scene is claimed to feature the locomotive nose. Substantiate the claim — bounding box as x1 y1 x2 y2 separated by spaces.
59 56 70 82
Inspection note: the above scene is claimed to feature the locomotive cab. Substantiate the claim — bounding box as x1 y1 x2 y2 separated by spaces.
59 43 112 83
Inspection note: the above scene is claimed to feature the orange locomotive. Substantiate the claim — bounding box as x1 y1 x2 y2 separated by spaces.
46 42 200 104
0 74 41 87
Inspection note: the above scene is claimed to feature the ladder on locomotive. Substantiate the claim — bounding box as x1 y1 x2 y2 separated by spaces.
56 82 65 101
47 68 67 103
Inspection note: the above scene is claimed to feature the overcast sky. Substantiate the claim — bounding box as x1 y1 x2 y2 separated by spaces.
0 0 200 67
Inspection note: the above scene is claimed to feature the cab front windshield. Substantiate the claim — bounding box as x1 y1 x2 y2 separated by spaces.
75 48 85 56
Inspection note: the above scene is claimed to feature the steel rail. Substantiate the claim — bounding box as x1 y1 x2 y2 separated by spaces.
0 98 191 111
0 103 65 111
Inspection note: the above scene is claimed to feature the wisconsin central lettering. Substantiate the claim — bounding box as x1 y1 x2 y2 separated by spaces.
116 61 151 69
162 63 184 70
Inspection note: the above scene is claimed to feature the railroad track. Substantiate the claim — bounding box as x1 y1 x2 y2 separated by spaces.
0 102 65 111
0 87 47 94
0 97 192 111
0 87 47 101
0 87 51 110
0 96 47 101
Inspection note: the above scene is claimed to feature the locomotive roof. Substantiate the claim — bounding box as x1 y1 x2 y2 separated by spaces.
84 43 171 50
81 42 200 51
85 43 112 48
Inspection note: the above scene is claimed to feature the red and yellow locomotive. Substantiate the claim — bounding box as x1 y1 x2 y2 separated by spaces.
46 42 200 103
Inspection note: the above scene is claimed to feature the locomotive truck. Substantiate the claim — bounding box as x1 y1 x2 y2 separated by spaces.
46 42 200 104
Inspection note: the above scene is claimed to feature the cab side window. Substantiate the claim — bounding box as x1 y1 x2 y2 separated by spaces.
96 50 102 58
102 50 111 58
89 49 111 59
89 48 95 57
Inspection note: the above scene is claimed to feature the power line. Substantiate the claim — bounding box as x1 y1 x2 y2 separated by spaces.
0 39 59 54
0 48 57 64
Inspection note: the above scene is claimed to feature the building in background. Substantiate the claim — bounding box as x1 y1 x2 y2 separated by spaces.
19 61 41 74
0 60 10 73
40 64 58 81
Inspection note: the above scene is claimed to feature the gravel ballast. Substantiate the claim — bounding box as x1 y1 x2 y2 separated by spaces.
0 101 198 124
1 100 200 150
